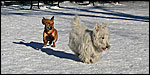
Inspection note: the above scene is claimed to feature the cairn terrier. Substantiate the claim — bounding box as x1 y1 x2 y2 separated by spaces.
69 15 111 64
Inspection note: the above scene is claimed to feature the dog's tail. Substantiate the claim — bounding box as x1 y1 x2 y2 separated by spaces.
72 14 80 27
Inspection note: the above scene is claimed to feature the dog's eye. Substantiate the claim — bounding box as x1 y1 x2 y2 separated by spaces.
102 37 104 39
48 23 50 24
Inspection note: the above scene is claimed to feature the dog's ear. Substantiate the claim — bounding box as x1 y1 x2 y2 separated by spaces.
103 24 108 29
50 16 54 22
42 17 45 25
94 24 101 32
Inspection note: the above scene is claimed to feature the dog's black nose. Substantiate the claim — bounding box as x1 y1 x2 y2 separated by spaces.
106 45 111 49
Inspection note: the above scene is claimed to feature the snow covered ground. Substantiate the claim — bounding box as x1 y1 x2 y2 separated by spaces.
1 1 149 74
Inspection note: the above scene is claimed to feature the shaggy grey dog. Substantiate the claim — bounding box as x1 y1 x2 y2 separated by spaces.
69 15 111 64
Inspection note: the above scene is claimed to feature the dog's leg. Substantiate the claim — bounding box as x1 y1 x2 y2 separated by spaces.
52 42 56 47
43 32 48 47
51 39 56 47
79 44 91 64
84 58 91 64
52 32 58 47
91 55 99 63
79 54 91 64
43 39 48 47
91 53 102 63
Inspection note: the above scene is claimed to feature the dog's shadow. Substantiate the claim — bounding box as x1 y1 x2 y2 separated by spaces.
13 41 80 62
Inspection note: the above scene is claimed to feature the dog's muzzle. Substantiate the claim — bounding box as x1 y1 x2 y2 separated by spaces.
103 48 106 50
103 45 111 51
46 26 53 31
48 26 53 30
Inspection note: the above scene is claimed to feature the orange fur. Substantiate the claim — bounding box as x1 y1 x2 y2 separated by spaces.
42 16 58 47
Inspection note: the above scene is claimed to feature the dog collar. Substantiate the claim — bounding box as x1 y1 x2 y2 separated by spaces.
46 29 55 35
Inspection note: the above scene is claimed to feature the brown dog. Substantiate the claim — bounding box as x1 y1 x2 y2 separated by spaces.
42 16 58 47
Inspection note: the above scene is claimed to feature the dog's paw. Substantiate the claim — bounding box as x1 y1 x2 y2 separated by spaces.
91 60 98 64
42 45 47 48
84 59 91 64
85 61 90 64
51 44 56 47
91 56 99 64
51 45 56 47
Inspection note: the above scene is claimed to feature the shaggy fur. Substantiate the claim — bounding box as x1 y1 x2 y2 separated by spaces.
69 15 111 64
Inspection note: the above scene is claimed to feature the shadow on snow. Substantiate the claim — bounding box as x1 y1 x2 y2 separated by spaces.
13 41 80 62
1 5 149 22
